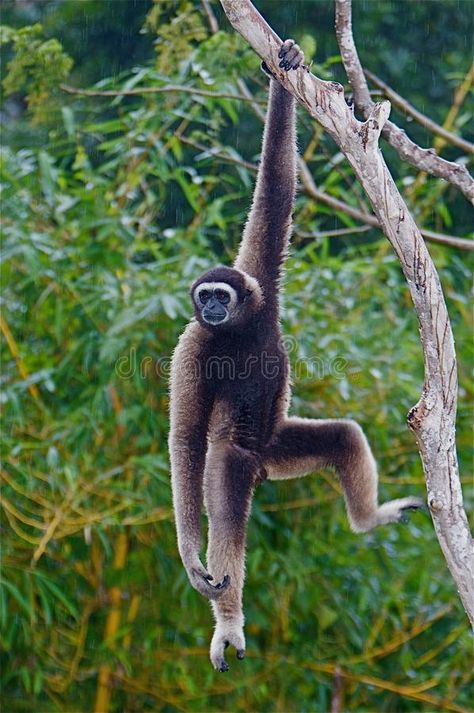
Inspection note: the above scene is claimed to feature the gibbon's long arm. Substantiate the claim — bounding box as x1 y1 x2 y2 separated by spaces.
234 42 300 308
168 325 230 600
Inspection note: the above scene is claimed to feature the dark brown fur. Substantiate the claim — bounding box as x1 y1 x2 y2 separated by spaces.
168 40 423 672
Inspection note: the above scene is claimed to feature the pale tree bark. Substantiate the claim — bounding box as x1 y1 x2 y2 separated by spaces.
219 0 474 626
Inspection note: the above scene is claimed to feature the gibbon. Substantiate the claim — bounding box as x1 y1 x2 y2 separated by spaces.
169 40 423 672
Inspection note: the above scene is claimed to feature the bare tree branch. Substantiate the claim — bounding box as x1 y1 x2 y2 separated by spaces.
334 0 474 203
230 51 473 250
364 69 474 155
298 161 474 251
295 225 371 241
219 0 474 625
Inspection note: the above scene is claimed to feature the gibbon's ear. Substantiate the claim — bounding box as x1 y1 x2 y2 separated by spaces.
242 274 264 308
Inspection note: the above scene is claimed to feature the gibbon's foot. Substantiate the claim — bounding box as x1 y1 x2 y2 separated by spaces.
376 496 426 528
278 39 304 71
187 560 230 600
262 39 305 77
398 499 428 524
352 496 425 533
210 622 246 673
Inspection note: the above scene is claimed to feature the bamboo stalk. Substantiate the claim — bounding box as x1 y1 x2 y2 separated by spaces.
123 593 141 651
434 62 474 153
0 313 42 402
94 530 129 713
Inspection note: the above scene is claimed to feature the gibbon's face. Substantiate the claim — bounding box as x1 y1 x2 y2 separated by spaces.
194 282 236 325
191 266 263 330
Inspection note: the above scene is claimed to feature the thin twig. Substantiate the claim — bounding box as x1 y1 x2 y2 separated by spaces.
60 82 265 104
178 134 256 171
295 225 372 240
331 665 343 713
298 160 474 251
364 68 474 155
201 0 219 33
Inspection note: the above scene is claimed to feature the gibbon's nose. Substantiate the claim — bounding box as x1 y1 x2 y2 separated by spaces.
202 296 227 324
206 297 225 314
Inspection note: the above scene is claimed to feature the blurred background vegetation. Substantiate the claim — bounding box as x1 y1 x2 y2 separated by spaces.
1 1 473 711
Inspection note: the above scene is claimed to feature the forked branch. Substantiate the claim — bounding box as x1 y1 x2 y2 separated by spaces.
219 0 474 625
363 68 474 156
334 0 474 203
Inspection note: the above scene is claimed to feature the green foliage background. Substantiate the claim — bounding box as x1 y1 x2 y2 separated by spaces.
1 1 473 711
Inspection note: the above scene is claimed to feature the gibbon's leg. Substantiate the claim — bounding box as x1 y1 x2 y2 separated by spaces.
263 417 424 532
204 442 258 672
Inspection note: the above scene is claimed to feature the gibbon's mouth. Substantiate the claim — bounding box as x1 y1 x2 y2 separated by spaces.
203 312 228 325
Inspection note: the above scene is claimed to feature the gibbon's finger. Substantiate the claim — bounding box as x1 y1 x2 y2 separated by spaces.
195 573 230 599
188 563 230 600
279 38 296 58
283 43 301 67
278 39 304 70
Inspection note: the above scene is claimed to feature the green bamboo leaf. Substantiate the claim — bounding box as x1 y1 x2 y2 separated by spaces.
0 579 33 618
39 577 79 619
62 106 75 139
38 150 56 204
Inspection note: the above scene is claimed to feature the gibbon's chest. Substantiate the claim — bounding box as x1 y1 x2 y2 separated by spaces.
204 336 286 392
205 338 288 447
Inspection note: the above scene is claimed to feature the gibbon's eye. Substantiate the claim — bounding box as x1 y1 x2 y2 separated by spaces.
214 289 231 305
199 290 211 304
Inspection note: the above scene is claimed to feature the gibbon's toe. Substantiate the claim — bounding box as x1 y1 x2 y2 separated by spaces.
210 641 230 673
398 497 426 523
236 649 246 660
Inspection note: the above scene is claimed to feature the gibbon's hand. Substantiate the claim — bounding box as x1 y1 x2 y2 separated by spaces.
261 38 305 78
185 557 230 600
